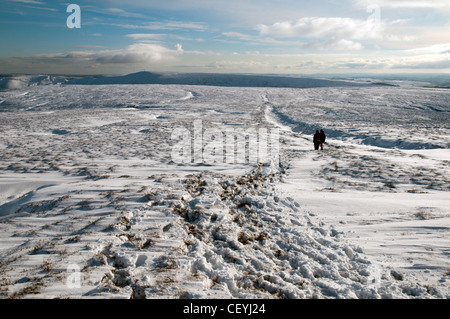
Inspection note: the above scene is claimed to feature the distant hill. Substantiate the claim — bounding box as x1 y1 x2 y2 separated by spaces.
65 71 368 88
3 72 449 90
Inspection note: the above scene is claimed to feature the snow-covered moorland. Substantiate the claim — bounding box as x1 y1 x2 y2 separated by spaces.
0 73 449 299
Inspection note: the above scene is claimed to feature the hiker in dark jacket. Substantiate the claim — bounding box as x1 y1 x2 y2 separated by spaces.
319 129 326 150
313 130 320 150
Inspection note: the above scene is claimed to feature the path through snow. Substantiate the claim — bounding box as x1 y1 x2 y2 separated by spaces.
0 84 448 299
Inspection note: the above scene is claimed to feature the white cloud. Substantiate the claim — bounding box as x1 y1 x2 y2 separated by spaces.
8 0 45 4
144 21 207 31
222 32 253 41
385 34 416 42
125 34 165 42
258 17 382 41
405 43 450 54
354 0 450 9
15 43 184 65
93 43 183 64
105 8 146 19
108 21 207 31
301 38 363 51
73 45 110 49
221 32 301 47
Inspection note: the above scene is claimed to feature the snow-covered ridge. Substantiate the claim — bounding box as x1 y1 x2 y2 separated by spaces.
65 71 370 88
0 75 68 90
1 72 368 90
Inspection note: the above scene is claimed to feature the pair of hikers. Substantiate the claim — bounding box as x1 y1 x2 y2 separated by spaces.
313 129 326 150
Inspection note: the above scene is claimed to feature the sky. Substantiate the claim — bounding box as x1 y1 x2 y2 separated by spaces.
0 0 449 75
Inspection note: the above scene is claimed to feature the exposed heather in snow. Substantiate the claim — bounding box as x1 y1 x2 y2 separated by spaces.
0 76 448 299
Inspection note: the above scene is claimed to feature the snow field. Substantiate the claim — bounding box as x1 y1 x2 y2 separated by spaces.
0 82 449 298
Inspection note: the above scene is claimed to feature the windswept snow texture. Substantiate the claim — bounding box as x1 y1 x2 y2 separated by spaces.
0 75 449 299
